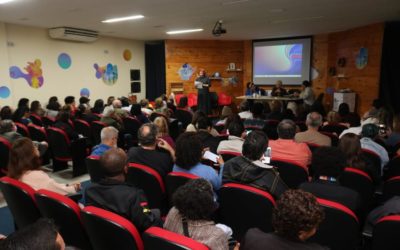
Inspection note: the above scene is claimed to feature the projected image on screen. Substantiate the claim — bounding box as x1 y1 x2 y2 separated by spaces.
254 44 303 77
253 37 311 85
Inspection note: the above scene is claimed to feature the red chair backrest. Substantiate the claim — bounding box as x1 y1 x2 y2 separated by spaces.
219 183 276 241
81 206 144 250
219 151 241 162
340 167 374 208
34 189 91 249
74 119 91 138
29 113 43 126
123 116 142 140
309 198 359 250
15 122 30 138
188 93 198 107
0 176 41 229
143 227 209 250
362 149 381 177
383 175 400 201
42 116 56 127
218 93 232 106
47 127 71 161
0 137 11 175
270 158 309 188
372 215 400 250
28 123 47 142
127 163 166 211
165 172 199 207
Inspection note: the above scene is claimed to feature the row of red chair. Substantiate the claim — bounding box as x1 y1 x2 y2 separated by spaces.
0 176 209 250
175 92 232 108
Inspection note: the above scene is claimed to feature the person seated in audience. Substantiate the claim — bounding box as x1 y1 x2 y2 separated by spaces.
140 98 153 116
54 108 79 141
269 119 312 169
241 189 327 250
154 116 175 148
385 113 400 148
363 99 383 120
154 97 166 114
85 148 162 232
100 106 123 130
339 133 380 184
64 96 76 115
12 98 30 122
215 106 233 126
112 99 129 119
79 96 91 108
0 119 48 156
339 114 379 138
295 112 331 146
164 179 236 250
120 96 131 112
177 96 192 113
245 81 256 96
130 103 150 124
75 103 98 124
338 103 361 127
8 138 80 195
223 130 288 198
271 80 287 97
173 132 223 191
238 100 253 120
12 106 32 125
91 126 118 156
217 119 245 155
299 146 361 212
196 116 222 154
128 123 174 179
0 218 66 250
363 196 400 236
322 110 350 129
244 102 266 130
91 98 104 115
0 105 13 120
45 96 61 118
30 100 45 117
186 111 219 136
266 100 283 121
360 123 389 172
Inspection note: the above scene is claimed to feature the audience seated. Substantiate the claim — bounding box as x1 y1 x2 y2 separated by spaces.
223 130 288 198
91 126 118 156
217 119 245 154
177 96 192 112
112 99 129 120
299 146 362 212
45 96 61 118
54 108 79 141
238 101 253 120
85 148 162 232
241 189 327 250
338 133 380 184
295 112 331 146
100 106 123 130
216 106 233 126
164 179 235 250
0 106 13 120
91 98 105 115
64 96 77 115
338 103 361 127
140 98 153 116
30 100 45 117
75 103 98 124
196 116 222 154
173 132 222 192
385 114 400 148
154 116 175 148
363 99 383 120
0 218 66 250
79 95 91 107
130 103 149 124
244 102 266 130
360 123 389 172
0 119 47 156
186 111 219 136
128 123 174 179
8 138 80 195
12 106 32 125
269 119 312 169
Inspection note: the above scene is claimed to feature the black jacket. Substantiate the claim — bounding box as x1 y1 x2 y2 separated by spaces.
85 179 163 232
222 156 288 198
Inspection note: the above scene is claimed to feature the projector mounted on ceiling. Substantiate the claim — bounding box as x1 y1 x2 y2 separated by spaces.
212 20 226 37
49 27 99 42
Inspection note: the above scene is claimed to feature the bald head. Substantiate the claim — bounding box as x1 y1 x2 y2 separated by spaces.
306 112 323 128
112 99 122 108
138 123 158 147
100 148 127 177
277 119 296 139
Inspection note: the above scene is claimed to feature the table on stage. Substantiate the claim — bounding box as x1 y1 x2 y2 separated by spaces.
236 95 302 102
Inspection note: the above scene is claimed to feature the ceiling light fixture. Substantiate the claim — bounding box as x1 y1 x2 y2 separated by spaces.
166 29 203 35
102 15 144 23
0 0 15 4
221 0 249 6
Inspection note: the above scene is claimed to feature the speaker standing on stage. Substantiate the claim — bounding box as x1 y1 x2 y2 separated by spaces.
195 69 211 114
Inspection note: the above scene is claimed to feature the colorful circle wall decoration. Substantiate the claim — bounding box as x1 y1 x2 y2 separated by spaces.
80 88 90 97
123 49 132 61
58 53 72 69
0 86 11 99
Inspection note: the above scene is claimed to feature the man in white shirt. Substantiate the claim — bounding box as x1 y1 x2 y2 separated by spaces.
238 101 253 120
217 120 245 154
140 99 153 116
360 123 389 172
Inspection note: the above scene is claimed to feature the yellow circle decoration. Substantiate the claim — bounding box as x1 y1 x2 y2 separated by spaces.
123 49 132 61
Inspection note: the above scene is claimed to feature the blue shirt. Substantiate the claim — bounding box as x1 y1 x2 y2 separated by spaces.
173 162 223 191
91 144 112 156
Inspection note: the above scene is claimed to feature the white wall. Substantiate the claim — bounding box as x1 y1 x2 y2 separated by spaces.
0 23 146 108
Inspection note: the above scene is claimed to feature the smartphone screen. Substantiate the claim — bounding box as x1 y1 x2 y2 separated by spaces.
262 147 271 164
203 151 219 163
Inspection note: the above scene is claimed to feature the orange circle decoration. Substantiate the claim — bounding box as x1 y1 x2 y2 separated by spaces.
123 49 132 61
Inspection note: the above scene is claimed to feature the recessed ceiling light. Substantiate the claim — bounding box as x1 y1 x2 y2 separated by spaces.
221 0 249 6
0 0 15 4
269 8 285 13
166 29 204 35
102 15 144 23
